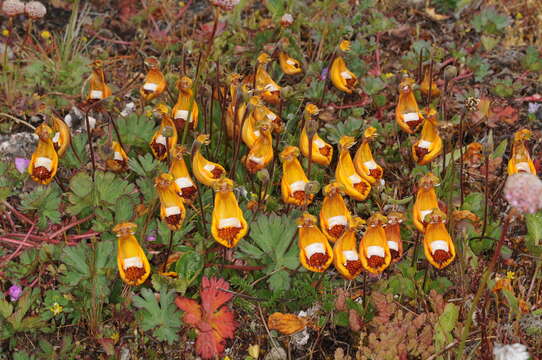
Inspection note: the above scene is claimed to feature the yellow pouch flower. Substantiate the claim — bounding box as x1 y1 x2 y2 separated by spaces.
359 213 391 274
28 123 58 185
155 173 186 231
113 222 151 286
412 108 442 165
354 127 383 184
211 178 249 248
396 77 423 134
280 146 313 206
335 136 371 201
298 213 333 272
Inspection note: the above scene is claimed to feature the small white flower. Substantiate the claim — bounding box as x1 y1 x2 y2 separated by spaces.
493 343 530 360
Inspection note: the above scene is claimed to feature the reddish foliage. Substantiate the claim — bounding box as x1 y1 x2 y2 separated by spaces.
175 277 237 359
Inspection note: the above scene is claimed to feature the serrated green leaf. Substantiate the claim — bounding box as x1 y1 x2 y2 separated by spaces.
268 269 290 292
133 288 182 344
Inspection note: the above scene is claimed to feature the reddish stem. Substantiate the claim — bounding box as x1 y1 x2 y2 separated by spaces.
47 214 95 241
2 201 35 226
205 263 265 271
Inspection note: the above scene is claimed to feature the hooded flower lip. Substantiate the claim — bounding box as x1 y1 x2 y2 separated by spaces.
354 127 383 184
384 211 405 262
150 105 178 161
155 173 186 230
508 129 536 175
28 123 58 185
140 57 167 101
330 56 357 94
106 141 129 172
280 146 313 206
298 213 333 272
211 177 249 248
422 209 455 269
413 173 440 232
225 74 243 139
335 136 371 201
169 145 197 202
249 53 281 105
333 217 364 279
172 76 199 131
241 97 268 148
51 116 70 157
320 182 352 242
412 108 442 165
359 213 391 274
245 123 273 174
88 60 112 100
420 67 440 97
113 222 151 286
279 51 302 75
192 134 226 187
300 104 333 166
396 77 423 134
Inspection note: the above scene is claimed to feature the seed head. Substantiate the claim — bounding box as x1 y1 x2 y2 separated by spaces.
2 0 24 16
504 173 542 214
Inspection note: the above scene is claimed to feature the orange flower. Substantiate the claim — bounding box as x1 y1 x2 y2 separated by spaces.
420 67 440 97
330 40 357 93
155 173 186 231
150 104 178 161
333 217 364 280
241 97 264 148
192 134 226 187
140 57 167 101
359 213 391 274
411 108 442 165
384 212 405 263
320 182 352 242
508 129 536 175
396 77 423 134
298 213 333 272
169 145 197 202
113 222 151 286
88 60 112 100
252 53 281 105
172 76 199 131
245 123 273 173
300 104 333 166
335 136 371 201
280 146 313 206
28 123 58 185
211 178 249 248
412 173 440 232
106 141 129 173
278 51 302 75
354 127 383 184
423 209 455 269
225 74 243 139
51 116 70 157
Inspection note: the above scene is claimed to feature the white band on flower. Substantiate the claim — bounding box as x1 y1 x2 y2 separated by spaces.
155 134 167 146
387 241 398 251
175 110 189 121
430 240 449 254
515 162 531 172
420 209 432 222
165 206 181 216
367 246 385 258
348 174 362 184
90 90 103 99
403 112 419 122
123 256 143 269
364 160 377 170
418 140 432 149
343 250 359 261
341 71 353 80
328 215 347 228
266 112 277 121
204 164 215 172
289 180 306 192
305 243 325 258
314 138 326 149
248 156 264 164
175 177 193 189
219 217 241 229
113 151 124 161
143 83 158 92
286 59 296 66
35 157 53 171
52 132 60 144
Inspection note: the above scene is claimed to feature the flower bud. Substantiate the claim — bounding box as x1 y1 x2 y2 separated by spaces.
2 0 24 16
256 169 270 184
305 180 320 195
443 65 458 81
25 1 46 19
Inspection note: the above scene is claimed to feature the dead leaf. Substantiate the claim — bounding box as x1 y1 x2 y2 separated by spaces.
335 289 347 311
452 210 481 230
348 309 363 332
424 7 450 21
268 312 307 335
487 105 519 127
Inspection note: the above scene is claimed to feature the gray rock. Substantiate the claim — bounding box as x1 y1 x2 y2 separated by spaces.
0 132 38 160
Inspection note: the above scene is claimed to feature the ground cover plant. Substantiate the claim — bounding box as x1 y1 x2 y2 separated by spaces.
1 0 542 359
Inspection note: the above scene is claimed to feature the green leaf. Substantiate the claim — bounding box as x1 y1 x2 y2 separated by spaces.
62 133 89 169
133 288 182 344
0 298 13 318
20 186 62 229
525 212 542 256
433 303 459 354
116 113 157 149
268 269 290 292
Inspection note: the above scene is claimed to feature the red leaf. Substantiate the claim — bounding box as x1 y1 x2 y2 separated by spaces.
175 297 202 327
178 277 238 359
200 277 233 314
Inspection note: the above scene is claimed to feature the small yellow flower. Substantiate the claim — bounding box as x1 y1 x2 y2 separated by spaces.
506 271 516 280
50 302 63 315
2 29 9 37
40 30 51 40
516 12 523 20
383 72 394 79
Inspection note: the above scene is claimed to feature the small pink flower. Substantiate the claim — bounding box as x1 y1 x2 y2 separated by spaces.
14 157 30 174
8 285 22 301
2 0 25 16
25 1 47 19
504 173 542 214
210 0 240 11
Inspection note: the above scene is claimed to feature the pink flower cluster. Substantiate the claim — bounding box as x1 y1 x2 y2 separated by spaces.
2 0 46 18
210 0 240 12
504 173 542 214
